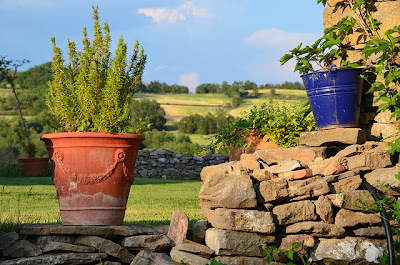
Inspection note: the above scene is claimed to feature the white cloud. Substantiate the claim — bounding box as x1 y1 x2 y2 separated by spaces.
245 28 319 48
138 1 211 24
179 72 199 93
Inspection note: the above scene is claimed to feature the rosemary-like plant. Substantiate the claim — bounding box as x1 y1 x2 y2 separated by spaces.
47 6 147 133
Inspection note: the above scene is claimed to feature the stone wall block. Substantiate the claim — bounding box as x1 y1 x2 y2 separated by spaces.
311 237 387 264
170 249 210 265
335 209 382 227
283 221 346 238
205 228 275 257
199 174 257 209
254 146 328 166
212 208 275 234
273 200 318 226
121 234 171 252
323 1 400 46
130 250 178 265
364 166 400 195
288 176 331 200
299 128 366 147
315 196 335 224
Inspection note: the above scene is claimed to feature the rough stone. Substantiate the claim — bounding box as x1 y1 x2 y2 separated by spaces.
308 157 348 176
273 200 318 226
172 240 213 258
328 190 375 211
374 109 397 123
335 209 382 228
200 162 235 182
323 170 359 183
288 176 331 200
231 159 261 173
311 237 387 264
215 256 279 265
0 231 19 251
1 240 42 258
279 234 316 254
167 211 189 246
74 236 134 264
278 169 313 180
299 128 366 147
254 146 328 166
199 174 257 209
152 225 170 235
346 152 393 171
121 234 171 252
258 178 289 203
43 241 96 253
205 228 275 257
323 1 400 45
371 121 400 142
251 168 276 181
20 224 158 237
351 227 386 238
284 221 346 238
267 159 302 174
212 208 275 234
201 207 216 225
330 175 362 193
0 253 107 265
364 167 400 195
170 249 210 265
315 196 335 224
130 250 178 265
192 220 208 244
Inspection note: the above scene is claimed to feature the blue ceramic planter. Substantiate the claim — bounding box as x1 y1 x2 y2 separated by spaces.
301 65 363 130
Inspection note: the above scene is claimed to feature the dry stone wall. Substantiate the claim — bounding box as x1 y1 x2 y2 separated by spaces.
199 128 398 264
323 0 400 141
134 148 229 180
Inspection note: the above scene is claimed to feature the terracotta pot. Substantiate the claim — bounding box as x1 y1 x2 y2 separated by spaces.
40 132 145 226
229 134 278 161
17 157 49 177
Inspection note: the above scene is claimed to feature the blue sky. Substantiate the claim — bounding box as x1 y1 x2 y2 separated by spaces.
0 0 325 92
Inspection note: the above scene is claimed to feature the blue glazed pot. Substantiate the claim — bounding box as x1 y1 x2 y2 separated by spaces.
301 65 363 130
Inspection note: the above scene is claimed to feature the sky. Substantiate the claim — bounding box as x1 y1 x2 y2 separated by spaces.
0 0 325 92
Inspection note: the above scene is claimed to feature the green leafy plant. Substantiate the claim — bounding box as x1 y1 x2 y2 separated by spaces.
205 100 316 153
47 6 146 133
263 242 311 265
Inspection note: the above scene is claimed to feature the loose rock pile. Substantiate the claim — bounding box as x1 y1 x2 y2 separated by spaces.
134 148 229 180
199 128 399 264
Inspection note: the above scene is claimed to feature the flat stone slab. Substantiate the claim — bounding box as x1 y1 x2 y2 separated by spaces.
20 224 158 237
205 228 275 257
170 249 210 265
121 234 171 252
172 240 213 258
130 250 178 265
0 253 107 265
299 128 366 147
283 221 346 238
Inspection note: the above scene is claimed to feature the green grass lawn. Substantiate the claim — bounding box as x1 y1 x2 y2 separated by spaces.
0 177 204 231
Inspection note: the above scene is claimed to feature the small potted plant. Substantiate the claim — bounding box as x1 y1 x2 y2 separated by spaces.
206 101 316 161
40 6 147 225
0 56 49 177
280 23 364 130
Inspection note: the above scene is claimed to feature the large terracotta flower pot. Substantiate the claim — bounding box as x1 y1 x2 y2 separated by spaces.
40 132 145 226
17 157 49 177
229 134 278 161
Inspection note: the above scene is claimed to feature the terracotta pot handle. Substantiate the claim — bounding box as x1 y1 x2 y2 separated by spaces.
53 149 133 184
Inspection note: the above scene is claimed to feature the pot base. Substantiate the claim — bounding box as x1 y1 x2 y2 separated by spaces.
60 207 126 226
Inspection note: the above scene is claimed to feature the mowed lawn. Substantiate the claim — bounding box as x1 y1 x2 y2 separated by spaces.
0 177 204 231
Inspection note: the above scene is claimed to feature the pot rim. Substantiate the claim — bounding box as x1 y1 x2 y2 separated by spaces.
300 65 364 78
40 131 145 141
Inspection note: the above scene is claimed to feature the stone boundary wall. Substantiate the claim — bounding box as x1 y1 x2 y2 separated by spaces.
134 148 229 180
324 0 400 141
198 128 399 264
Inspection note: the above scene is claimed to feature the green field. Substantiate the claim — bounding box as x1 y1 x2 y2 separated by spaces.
0 177 203 231
1 89 307 146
